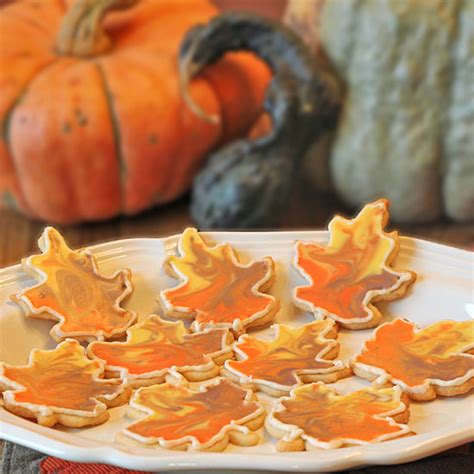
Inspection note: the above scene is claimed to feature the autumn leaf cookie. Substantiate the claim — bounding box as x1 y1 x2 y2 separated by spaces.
266 383 410 451
293 199 415 329
352 318 474 401
123 378 265 452
88 314 233 387
0 340 130 428
160 228 279 335
11 227 136 342
223 320 351 397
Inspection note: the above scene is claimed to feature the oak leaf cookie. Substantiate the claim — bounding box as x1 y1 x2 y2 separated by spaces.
352 318 474 401
223 319 351 397
11 227 136 342
160 227 279 335
88 314 233 387
0 340 130 428
266 382 410 451
123 378 265 451
293 199 416 329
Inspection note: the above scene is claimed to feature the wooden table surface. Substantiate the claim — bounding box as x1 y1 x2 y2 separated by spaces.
1 186 473 267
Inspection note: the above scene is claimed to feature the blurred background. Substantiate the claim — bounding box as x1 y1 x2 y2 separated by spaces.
0 2 473 469
0 0 472 266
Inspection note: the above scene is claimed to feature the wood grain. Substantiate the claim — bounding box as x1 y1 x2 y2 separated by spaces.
1 186 472 267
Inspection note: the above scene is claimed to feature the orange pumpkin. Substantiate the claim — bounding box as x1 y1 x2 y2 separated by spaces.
0 0 270 223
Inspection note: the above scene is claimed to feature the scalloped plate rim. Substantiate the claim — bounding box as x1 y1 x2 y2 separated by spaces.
0 231 472 472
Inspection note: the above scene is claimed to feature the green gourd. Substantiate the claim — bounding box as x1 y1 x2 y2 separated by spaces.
285 0 474 222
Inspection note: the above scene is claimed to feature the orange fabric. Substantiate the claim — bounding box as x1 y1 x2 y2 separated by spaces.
41 456 146 474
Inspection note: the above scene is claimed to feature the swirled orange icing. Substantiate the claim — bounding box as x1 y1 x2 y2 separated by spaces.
161 228 277 329
274 383 408 444
226 320 346 388
12 227 135 340
88 315 230 378
0 340 124 413
294 200 414 324
124 379 262 447
354 319 474 387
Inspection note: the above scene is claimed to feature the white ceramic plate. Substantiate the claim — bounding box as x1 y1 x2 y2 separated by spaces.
0 231 473 472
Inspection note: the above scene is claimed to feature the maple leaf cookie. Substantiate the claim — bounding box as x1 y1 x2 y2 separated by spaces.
293 199 416 329
11 227 136 342
160 228 279 335
123 378 265 452
352 318 474 401
223 320 351 397
0 340 130 428
88 314 233 387
266 382 410 451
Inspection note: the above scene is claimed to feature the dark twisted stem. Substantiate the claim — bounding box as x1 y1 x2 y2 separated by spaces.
179 12 340 229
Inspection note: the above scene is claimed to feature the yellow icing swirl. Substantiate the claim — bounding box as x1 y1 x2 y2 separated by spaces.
162 228 275 326
89 315 228 376
16 227 135 337
126 380 261 444
1 340 123 412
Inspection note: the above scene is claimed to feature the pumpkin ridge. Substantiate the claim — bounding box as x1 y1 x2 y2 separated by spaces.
95 62 125 212
160 77 222 203
5 13 55 39
97 51 183 211
2 58 60 216
3 0 66 39
1 1 273 223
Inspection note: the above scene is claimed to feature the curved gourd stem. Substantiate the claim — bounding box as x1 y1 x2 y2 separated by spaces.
179 12 341 229
56 0 137 57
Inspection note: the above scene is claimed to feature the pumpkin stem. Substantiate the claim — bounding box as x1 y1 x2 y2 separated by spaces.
179 12 341 228
56 0 137 57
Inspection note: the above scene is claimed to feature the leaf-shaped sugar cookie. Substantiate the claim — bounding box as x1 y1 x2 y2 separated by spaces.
160 228 279 335
266 383 410 451
12 227 136 342
352 318 474 400
88 314 233 387
293 200 415 329
123 378 265 451
224 320 351 397
0 340 130 428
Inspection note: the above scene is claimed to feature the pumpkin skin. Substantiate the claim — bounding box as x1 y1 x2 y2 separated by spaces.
0 0 270 223
286 0 474 222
